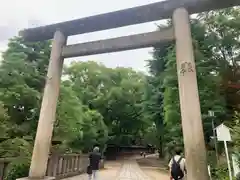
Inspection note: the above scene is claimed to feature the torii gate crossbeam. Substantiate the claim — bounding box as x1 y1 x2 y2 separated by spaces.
20 0 239 41
18 0 240 180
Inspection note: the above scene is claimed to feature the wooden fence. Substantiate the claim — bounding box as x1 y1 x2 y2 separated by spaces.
0 154 104 180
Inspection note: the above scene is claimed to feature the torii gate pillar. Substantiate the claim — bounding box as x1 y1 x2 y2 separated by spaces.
173 8 209 180
28 30 67 179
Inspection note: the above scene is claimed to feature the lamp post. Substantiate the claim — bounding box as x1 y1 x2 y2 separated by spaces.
208 110 219 164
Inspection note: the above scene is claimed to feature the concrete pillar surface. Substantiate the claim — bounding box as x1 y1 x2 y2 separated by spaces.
173 8 209 180
29 30 67 178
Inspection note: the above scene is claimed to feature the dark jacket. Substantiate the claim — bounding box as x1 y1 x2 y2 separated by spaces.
89 152 101 170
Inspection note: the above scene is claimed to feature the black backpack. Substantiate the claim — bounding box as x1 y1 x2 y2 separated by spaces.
171 156 184 180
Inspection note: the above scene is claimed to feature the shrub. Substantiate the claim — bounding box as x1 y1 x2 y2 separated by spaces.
0 138 32 158
5 158 30 180
232 112 240 163
211 163 237 180
0 138 32 180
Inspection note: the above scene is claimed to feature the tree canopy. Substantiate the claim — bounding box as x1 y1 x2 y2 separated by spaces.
0 37 148 154
144 8 240 164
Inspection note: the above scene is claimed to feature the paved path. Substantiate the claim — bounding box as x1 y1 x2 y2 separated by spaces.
63 161 121 180
117 160 151 180
142 167 169 180
63 160 168 180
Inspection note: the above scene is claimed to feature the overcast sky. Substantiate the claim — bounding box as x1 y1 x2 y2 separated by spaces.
0 0 167 73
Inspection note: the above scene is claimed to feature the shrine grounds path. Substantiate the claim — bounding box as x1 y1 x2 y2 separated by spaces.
63 154 169 180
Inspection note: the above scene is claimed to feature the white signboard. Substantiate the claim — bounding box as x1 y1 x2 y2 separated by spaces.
216 124 233 180
216 124 231 142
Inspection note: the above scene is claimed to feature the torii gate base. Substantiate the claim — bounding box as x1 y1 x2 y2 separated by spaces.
18 0 240 179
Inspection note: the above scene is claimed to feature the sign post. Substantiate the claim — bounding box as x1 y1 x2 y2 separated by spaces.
208 165 212 180
216 124 232 180
208 110 219 164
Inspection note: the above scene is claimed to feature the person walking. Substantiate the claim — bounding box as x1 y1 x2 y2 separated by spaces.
169 147 186 180
88 146 102 180
143 152 146 158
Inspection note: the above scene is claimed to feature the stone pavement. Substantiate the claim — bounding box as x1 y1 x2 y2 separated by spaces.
117 160 152 180
63 160 168 180
62 161 121 180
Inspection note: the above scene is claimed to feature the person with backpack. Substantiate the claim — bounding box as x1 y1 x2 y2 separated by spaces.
169 147 186 180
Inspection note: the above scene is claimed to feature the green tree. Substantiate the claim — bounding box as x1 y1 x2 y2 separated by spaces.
144 8 240 156
0 138 32 158
0 37 51 137
143 27 173 156
0 102 10 138
232 112 240 159
198 8 240 114
65 61 147 146
54 82 108 153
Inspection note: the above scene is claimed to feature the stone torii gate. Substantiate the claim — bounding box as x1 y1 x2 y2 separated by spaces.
19 0 239 180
